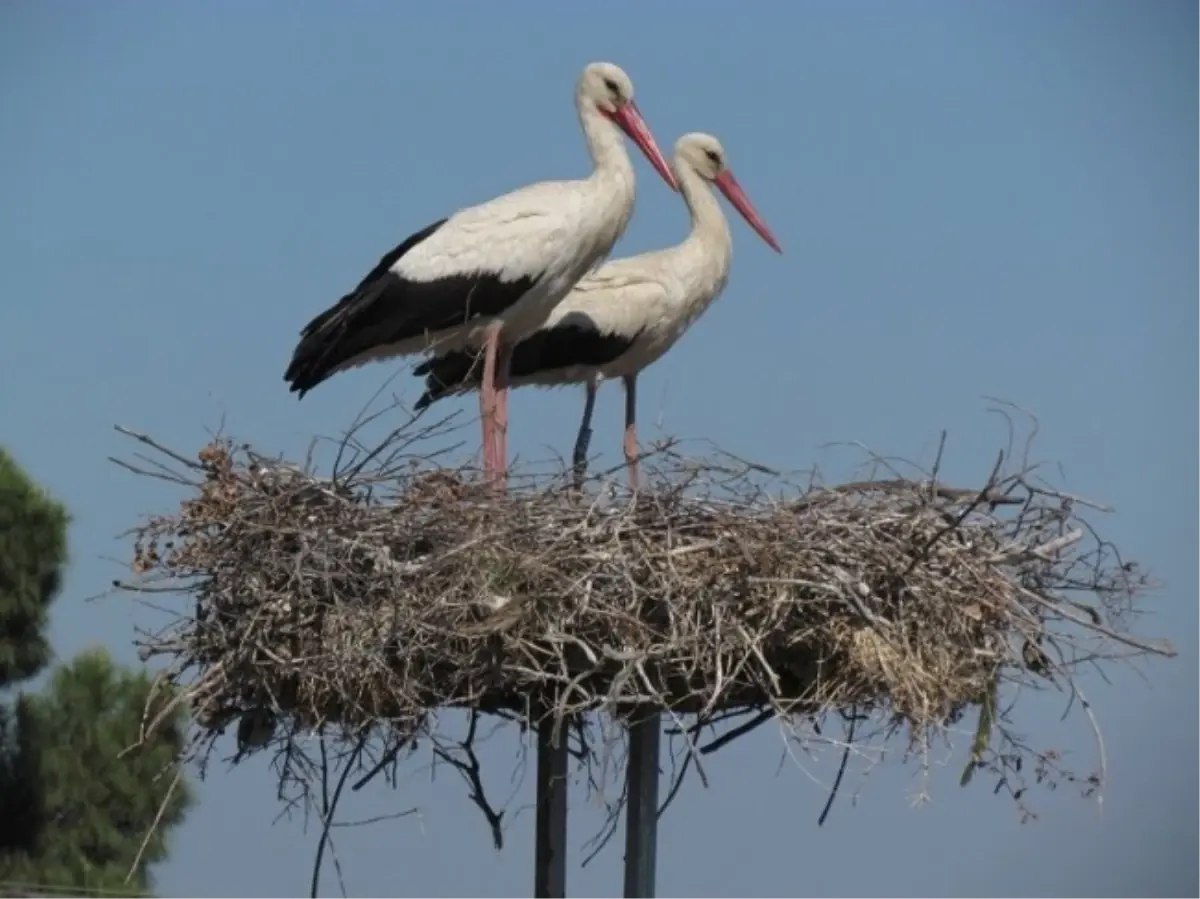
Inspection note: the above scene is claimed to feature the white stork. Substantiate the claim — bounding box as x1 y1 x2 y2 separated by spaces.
412 131 781 489
283 61 678 486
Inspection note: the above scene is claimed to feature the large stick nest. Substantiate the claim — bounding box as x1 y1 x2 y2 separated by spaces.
114 406 1171 839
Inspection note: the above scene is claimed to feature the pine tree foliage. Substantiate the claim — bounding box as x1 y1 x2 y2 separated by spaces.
2 651 193 895
0 448 69 689
0 449 193 898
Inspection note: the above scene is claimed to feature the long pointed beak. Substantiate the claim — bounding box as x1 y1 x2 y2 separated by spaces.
610 102 680 192
714 170 782 254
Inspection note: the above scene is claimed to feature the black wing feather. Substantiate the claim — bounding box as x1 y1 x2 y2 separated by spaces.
284 218 538 398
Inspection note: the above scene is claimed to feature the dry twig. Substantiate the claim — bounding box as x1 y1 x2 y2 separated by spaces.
111 410 1171 858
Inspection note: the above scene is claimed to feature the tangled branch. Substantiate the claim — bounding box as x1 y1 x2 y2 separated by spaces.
110 403 1171 858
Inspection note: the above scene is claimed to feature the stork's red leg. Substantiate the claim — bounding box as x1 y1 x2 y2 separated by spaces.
479 327 501 483
622 374 639 492
572 378 599 491
492 343 514 490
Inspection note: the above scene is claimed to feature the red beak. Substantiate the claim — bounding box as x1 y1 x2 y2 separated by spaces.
609 102 679 192
714 170 782 254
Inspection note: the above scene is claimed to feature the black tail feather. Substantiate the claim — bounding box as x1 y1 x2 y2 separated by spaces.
283 292 363 397
414 348 486 410
283 217 455 399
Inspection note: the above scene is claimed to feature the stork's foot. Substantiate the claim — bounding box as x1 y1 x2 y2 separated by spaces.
487 350 512 495
489 464 509 494
623 427 640 493
624 459 640 493
478 384 497 486
572 427 593 492
492 390 509 490
621 376 640 494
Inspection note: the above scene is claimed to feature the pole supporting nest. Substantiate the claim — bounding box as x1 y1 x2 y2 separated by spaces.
534 710 570 898
623 707 662 898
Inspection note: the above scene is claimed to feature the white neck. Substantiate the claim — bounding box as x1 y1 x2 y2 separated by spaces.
676 160 733 281
576 95 636 187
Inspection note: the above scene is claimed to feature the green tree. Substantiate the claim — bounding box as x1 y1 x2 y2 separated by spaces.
0 448 192 897
0 448 68 688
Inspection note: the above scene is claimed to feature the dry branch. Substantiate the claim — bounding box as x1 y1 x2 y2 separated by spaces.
111 411 1171 848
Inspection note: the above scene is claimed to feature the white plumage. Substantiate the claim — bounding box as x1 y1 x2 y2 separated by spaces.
284 61 678 486
385 177 638 354
415 131 782 488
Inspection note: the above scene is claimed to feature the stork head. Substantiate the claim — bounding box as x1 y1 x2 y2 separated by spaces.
579 62 678 191
675 132 782 254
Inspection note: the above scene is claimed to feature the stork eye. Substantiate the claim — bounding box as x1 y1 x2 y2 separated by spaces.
704 149 721 166
603 78 621 97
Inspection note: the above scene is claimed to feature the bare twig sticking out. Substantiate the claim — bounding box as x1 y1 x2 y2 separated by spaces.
110 405 1171 859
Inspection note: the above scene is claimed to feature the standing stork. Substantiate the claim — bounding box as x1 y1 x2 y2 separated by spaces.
412 132 782 490
283 62 678 486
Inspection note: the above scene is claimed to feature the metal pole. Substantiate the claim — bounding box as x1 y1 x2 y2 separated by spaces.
622 708 661 898
534 712 569 898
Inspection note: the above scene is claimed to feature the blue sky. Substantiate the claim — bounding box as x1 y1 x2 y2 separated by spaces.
1 1 1195 896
